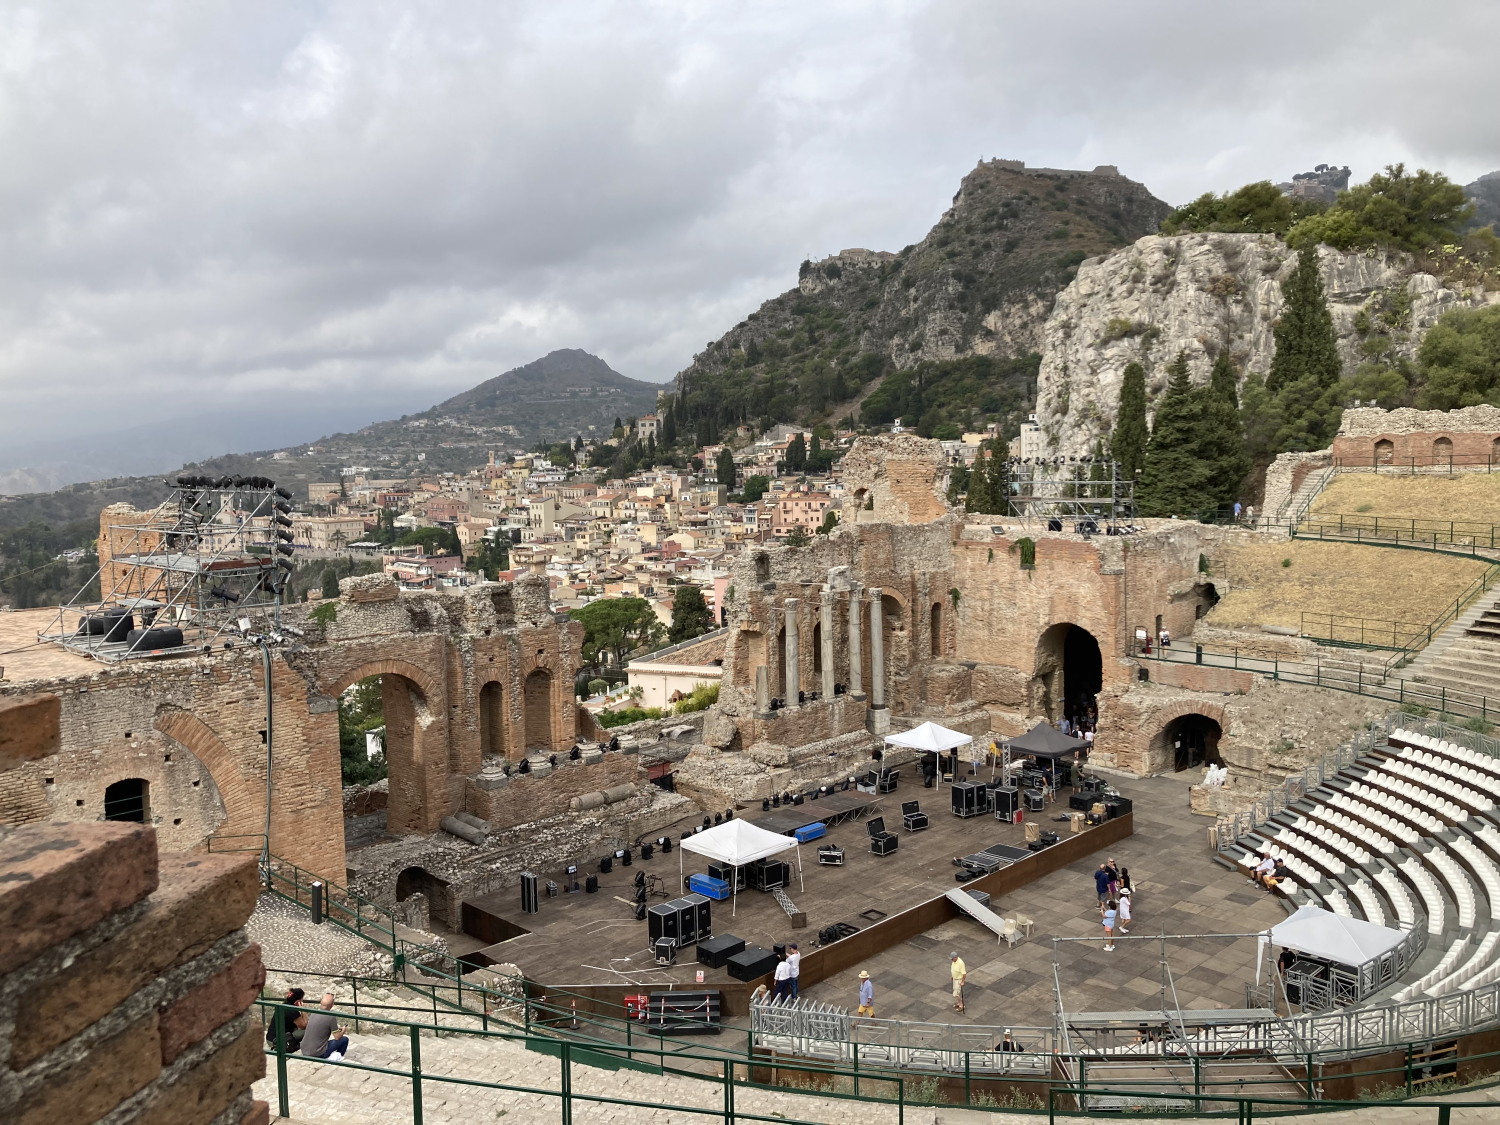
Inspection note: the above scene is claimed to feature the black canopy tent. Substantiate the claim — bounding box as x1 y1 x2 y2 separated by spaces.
1007 722 1088 758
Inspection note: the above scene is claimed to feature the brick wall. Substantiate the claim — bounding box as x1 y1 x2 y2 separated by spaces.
0 821 267 1125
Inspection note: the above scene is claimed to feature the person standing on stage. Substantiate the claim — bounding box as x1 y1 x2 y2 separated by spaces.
1094 864 1111 914
949 952 968 1013
773 956 792 1001
786 943 801 999
856 970 875 1017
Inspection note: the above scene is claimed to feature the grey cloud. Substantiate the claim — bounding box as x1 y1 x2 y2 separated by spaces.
0 0 1494 467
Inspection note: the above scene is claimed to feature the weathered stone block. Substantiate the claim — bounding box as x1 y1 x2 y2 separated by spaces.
0 822 159 976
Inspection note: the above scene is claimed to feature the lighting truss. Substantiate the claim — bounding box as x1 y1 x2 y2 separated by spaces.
39 475 297 662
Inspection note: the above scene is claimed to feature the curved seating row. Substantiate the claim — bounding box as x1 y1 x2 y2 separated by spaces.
1345 780 1448 834
1361 768 1469 823
1326 792 1420 845
1378 759 1493 814
1397 746 1500 800
1307 803 1397 855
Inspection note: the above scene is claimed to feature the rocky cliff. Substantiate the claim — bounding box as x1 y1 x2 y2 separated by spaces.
674 161 1169 431
1033 233 1490 457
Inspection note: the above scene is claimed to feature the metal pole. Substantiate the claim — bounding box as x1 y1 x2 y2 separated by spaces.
410 1024 424 1125
723 1058 736 1125
275 1006 290 1120
561 1040 573 1125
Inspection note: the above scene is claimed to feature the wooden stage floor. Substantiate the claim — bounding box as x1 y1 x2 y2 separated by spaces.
444 772 1283 1029
458 776 1082 990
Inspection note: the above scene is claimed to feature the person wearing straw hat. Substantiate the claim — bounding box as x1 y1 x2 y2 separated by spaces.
856 970 875 1017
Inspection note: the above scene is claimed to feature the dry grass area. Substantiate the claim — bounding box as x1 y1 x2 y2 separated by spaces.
1312 473 1500 526
1207 538 1492 631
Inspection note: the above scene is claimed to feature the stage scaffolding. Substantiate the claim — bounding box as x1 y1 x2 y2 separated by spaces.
1000 456 1137 530
38 475 297 662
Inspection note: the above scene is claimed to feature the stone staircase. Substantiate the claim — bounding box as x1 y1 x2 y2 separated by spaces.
1271 464 1335 528
1389 595 1500 715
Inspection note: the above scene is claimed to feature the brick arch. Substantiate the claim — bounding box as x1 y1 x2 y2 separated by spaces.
1143 700 1229 775
154 710 259 838
322 658 439 703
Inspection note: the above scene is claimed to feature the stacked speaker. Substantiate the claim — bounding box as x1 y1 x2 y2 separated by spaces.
520 871 539 914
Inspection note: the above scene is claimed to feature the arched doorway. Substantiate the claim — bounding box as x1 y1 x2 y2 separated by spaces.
881 593 906 706
396 865 451 928
930 602 943 656
478 681 505 759
104 778 149 822
1434 436 1453 465
326 660 441 837
1031 624 1102 722
1156 714 1224 772
1374 438 1394 465
524 668 553 751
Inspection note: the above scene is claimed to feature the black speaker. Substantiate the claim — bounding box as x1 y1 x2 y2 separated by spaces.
621 849 633 867
641 843 654 860
600 856 613 873
660 836 672 853
520 871 539 914
1047 517 1063 532
585 874 599 894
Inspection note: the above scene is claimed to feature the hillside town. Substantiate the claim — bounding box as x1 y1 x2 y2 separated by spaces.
290 414 1031 625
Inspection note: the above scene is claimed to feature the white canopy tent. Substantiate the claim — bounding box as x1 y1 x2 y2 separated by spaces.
678 818 805 915
1270 905 1408 964
884 721 975 787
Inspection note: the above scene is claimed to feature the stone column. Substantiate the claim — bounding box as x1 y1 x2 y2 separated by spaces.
868 587 885 710
784 599 800 707
755 664 770 713
847 582 864 700
820 589 836 699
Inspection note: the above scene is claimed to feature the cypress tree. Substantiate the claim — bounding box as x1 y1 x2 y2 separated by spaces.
985 439 1011 515
1136 355 1216 517
809 432 822 470
715 447 736 488
965 451 994 513
1203 353 1251 510
785 433 807 472
1111 362 1149 483
661 401 677 446
1267 245 1343 450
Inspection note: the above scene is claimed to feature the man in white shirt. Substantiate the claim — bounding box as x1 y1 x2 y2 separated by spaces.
786 943 801 999
1252 851 1276 887
773 956 792 1001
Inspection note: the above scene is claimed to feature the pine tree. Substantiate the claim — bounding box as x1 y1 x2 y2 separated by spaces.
668 584 715 643
1203 353 1251 510
661 401 677 446
1111 362 1149 483
715 447 736 488
1136 355 1216 517
809 432 822 470
1267 245 1343 450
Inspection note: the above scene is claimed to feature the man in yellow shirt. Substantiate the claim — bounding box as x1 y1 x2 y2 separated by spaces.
950 952 967 1013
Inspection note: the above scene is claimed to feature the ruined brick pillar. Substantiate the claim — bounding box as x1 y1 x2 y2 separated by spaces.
848 582 864 699
0 822 267 1125
819 589 836 699
784 599 800 707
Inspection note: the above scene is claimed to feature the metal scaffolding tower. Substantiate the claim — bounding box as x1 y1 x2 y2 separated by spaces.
1004 457 1137 530
39 475 297 662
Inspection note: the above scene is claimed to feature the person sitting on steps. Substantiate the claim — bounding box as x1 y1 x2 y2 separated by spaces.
300 992 351 1061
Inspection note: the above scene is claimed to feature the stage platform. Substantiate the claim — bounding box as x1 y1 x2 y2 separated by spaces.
455 776 1078 992
746 790 881 836
801 772 1287 1029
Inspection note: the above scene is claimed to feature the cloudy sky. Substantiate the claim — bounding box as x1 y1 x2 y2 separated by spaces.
1 1 1495 475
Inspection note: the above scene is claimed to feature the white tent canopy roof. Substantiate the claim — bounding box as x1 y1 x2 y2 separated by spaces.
678 818 800 867
1271 905 1408 965
884 721 974 753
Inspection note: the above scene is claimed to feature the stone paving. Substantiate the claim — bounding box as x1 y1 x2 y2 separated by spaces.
250 893 389 989
802 772 1286 1028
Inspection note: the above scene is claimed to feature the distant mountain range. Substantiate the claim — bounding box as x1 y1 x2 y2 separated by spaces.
0 349 663 528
